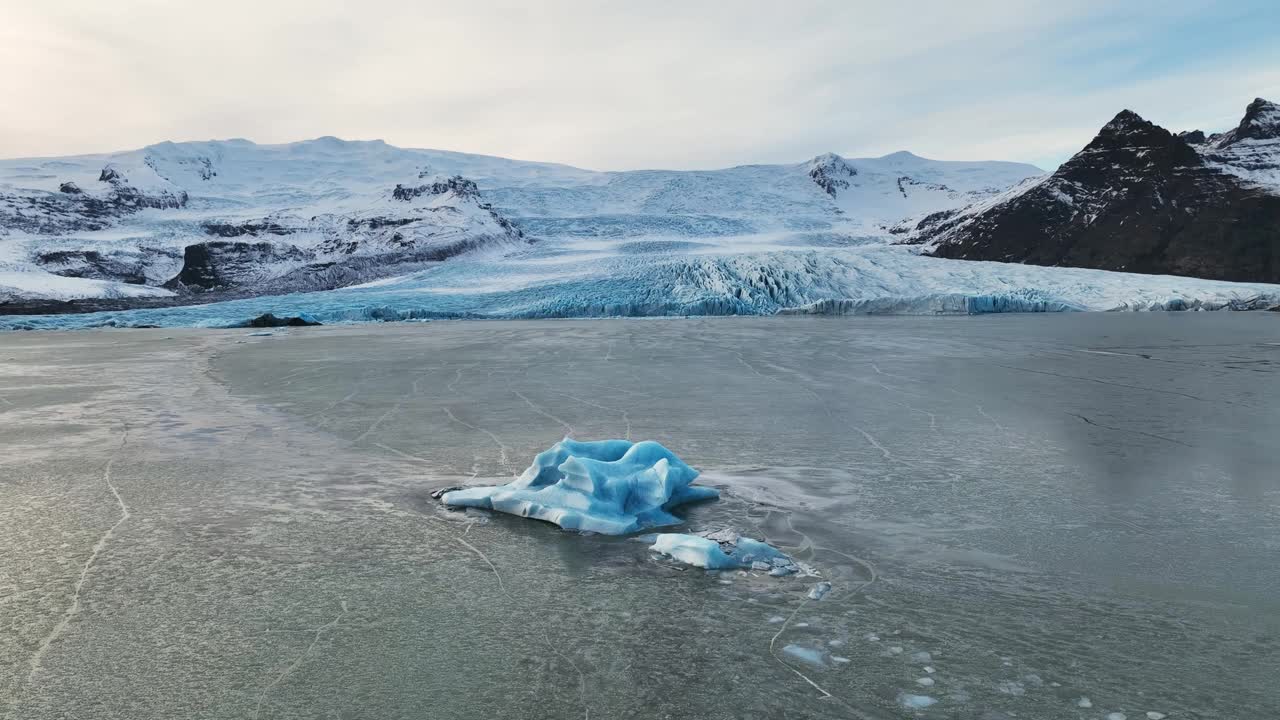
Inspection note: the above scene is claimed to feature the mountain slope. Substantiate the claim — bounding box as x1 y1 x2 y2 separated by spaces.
914 99 1280 283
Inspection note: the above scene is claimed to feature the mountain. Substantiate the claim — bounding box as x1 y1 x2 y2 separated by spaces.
911 99 1280 283
0 139 1040 307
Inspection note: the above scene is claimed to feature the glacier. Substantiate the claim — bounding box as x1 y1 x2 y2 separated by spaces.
440 439 719 535
4 242 1278 330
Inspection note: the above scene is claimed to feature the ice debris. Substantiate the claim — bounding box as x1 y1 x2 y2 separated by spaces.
648 529 803 572
898 693 937 709
781 644 826 667
441 439 718 534
807 581 832 600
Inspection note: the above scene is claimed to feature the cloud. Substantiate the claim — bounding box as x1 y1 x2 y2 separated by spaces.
1 0 1277 169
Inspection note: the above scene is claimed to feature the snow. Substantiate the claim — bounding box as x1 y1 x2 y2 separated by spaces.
0 267 173 302
441 439 718 535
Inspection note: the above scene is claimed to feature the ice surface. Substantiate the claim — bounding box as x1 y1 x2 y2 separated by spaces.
440 439 718 535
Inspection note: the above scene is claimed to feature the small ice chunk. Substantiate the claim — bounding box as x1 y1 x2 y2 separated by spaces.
782 644 826 667
897 693 937 709
650 533 792 570
751 560 771 571
1076 697 1093 708
865 633 880 642
832 656 850 663
1023 674 1043 687
795 622 809 628
828 639 845 647
997 681 1025 696
1106 714 1126 720
767 615 786 624
808 581 832 600
923 666 935 674
916 677 935 687
1146 713 1165 720
911 651 933 663
888 646 904 655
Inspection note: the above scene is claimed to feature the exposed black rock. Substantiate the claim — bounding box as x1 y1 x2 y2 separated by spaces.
244 313 322 327
918 102 1280 283
32 249 180 285
166 241 311 291
807 153 857 197
59 181 83 194
201 220 294 237
1178 130 1206 144
392 175 481 201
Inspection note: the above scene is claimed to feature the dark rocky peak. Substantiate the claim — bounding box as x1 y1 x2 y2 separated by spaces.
98 165 123 183
1062 110 1201 181
59 181 83 194
1178 129 1206 144
392 175 481 202
806 153 857 197
1218 97 1280 146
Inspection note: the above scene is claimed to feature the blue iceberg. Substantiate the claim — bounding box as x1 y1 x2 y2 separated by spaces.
440 439 719 535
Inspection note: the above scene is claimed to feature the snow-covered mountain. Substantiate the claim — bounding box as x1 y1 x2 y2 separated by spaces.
0 138 1038 307
912 98 1280 283
3 115 1280 330
0 138 532 303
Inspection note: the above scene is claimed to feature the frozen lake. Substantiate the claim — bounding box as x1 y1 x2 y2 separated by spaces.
2 314 1278 719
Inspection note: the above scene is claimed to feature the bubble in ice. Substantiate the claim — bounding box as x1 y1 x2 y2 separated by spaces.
781 644 826 667
897 693 938 710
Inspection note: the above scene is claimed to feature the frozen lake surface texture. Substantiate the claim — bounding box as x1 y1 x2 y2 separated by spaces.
1 314 1278 719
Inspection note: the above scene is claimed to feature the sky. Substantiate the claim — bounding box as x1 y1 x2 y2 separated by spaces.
2 0 1278 171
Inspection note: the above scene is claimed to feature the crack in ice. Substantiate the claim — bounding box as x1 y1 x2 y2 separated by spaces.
443 406 512 475
252 602 348 720
512 390 575 438
9 427 131 718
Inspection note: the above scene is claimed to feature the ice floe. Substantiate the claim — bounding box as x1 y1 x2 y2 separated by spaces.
648 529 804 573
441 439 718 534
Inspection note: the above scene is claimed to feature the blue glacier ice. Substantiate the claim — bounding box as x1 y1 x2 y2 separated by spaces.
648 532 796 570
5 245 1280 330
440 439 719 535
